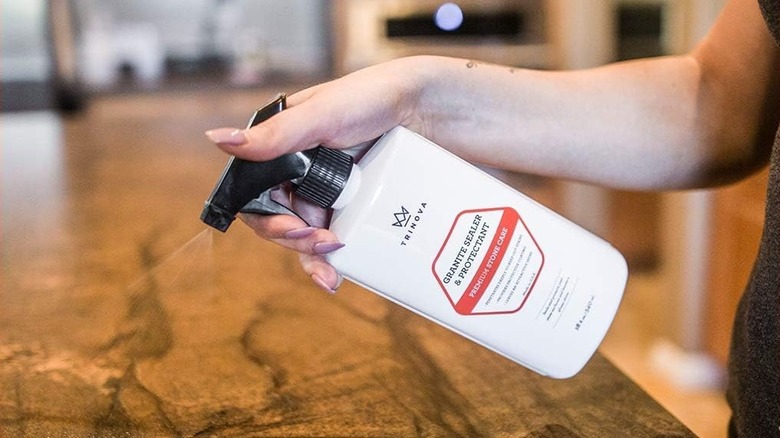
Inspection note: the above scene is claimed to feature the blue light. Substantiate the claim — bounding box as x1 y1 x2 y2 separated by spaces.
434 3 464 32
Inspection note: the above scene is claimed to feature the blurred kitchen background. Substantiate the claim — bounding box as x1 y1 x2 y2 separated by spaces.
3 1 767 436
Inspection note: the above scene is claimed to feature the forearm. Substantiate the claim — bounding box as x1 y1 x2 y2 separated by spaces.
405 55 705 189
406 51 774 190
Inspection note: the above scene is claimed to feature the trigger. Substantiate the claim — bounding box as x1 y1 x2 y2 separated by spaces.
240 190 308 223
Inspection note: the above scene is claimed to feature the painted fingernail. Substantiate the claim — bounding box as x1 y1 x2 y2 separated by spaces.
313 241 345 255
311 273 337 295
205 128 247 146
284 227 317 239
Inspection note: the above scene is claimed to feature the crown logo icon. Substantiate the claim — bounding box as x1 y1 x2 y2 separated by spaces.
392 206 411 227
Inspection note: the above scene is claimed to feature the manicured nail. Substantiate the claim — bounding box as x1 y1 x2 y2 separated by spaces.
284 227 317 239
313 241 345 255
311 273 337 294
205 128 247 146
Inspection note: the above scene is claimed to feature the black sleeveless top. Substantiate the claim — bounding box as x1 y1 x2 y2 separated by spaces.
727 2 779 436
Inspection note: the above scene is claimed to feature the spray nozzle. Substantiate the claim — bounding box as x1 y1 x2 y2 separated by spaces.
200 93 354 232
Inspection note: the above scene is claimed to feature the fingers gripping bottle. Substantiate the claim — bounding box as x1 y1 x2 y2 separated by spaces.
201 94 627 378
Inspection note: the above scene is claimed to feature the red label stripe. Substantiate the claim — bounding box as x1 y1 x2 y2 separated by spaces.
454 209 519 315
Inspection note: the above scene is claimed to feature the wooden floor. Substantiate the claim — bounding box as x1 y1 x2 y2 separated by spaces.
1 88 727 436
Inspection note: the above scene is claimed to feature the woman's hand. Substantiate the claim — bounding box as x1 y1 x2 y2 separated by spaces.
238 186 345 294
205 57 431 293
206 57 430 161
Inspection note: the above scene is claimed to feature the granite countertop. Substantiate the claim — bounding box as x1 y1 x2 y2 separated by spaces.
0 94 694 437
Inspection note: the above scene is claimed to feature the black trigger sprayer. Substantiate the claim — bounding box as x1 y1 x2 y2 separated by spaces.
200 93 354 232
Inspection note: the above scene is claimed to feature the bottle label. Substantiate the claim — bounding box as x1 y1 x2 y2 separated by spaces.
432 207 544 315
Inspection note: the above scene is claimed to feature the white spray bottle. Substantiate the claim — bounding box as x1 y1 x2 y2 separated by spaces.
202 94 627 378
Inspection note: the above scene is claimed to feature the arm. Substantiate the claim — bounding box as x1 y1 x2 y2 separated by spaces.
206 0 778 290
416 0 778 189
214 0 777 190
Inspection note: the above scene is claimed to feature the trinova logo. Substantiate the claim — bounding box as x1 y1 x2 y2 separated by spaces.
392 206 411 228
392 203 428 246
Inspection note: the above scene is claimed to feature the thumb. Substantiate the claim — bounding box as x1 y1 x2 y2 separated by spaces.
206 105 327 162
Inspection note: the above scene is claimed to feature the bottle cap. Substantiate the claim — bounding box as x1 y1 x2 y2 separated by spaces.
295 147 354 208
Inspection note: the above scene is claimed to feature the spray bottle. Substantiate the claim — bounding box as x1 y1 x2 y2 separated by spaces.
201 94 627 378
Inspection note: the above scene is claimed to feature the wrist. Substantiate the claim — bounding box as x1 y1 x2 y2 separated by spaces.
385 56 447 135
